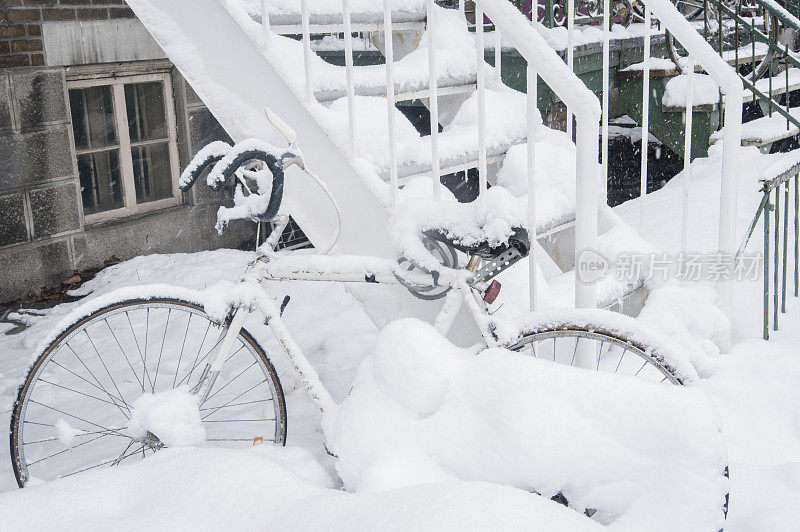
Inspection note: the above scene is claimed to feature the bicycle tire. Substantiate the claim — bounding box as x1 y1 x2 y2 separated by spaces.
10 297 287 487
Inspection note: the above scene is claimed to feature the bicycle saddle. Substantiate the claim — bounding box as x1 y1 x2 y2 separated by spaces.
423 226 530 260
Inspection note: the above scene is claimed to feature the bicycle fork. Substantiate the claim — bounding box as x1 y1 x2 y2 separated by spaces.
191 307 249 405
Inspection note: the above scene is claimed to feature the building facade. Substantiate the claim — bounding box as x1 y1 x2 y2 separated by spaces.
0 1 257 303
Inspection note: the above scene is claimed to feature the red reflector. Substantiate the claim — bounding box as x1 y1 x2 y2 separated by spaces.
483 280 501 304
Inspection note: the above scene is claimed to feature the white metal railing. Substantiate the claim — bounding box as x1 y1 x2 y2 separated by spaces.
617 0 744 318
247 0 744 325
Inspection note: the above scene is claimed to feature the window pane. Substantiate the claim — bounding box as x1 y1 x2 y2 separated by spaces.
77 150 124 215
69 86 117 150
125 82 168 143
132 143 173 204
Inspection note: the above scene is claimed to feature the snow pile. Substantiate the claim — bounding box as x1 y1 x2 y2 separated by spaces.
242 0 425 19
128 388 206 448
662 73 720 108
0 445 601 530
327 319 728 531
389 186 526 272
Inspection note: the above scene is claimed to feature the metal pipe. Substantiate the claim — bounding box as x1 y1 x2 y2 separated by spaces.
640 4 652 236
783 181 789 312
343 0 357 156
495 30 502 83
261 0 271 53
601 0 610 206
764 190 771 340
528 63 538 311
383 0 399 206
775 186 780 330
476 1 488 194
567 0 575 140
301 0 313 103
428 0 441 199
795 172 798 297
682 56 695 254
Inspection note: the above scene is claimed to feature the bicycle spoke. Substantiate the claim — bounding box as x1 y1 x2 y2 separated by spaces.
27 432 115 467
36 378 126 410
180 321 213 386
201 380 269 420
152 309 171 392
28 399 129 438
83 329 131 418
48 359 129 407
104 318 144 389
173 313 193 388
202 360 257 404
63 342 130 420
60 444 146 479
126 310 153 391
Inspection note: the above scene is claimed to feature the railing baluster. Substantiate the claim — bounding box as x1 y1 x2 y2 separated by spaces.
495 30 502 83
795 172 799 298
527 63 538 311
566 0 575 140
640 4 652 235
301 0 313 102
783 181 789 313
682 56 695 254
786 45 791 130
459 0 465 16
261 0 271 53
383 0 398 206
601 0 610 206
428 0 441 199
774 186 780 330
764 189 771 340
343 0 357 156
475 1 487 194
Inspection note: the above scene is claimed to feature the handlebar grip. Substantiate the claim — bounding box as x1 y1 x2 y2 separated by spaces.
209 149 285 222
179 141 232 192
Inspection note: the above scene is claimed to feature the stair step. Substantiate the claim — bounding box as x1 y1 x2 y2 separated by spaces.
249 8 426 35
384 137 528 184
710 107 800 147
316 80 476 103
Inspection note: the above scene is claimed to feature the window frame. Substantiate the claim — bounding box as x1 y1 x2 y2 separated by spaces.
67 73 181 224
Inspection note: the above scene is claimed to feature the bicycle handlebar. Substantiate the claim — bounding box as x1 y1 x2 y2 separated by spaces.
181 142 294 224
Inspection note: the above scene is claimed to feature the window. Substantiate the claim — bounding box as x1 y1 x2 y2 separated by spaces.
68 74 180 222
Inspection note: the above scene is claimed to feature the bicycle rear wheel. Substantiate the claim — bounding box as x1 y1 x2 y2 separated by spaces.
10 297 286 487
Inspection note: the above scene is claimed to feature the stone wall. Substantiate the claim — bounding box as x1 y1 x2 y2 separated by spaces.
0 0 135 68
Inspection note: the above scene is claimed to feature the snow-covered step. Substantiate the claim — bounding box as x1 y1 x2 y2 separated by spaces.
316 80 476 103
242 0 427 35
710 106 800 147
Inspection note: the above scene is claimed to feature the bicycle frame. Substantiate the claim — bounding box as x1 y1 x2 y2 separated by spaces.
193 227 501 419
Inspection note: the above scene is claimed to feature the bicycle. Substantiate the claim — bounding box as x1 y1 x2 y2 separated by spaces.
8 109 725 522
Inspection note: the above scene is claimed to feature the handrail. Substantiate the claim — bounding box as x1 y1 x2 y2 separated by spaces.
639 0 744 318
736 152 800 339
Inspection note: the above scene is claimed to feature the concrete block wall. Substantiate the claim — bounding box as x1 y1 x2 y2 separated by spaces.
0 8 256 304
0 0 135 68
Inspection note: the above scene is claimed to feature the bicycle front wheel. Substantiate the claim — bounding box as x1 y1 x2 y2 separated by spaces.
10 297 287 487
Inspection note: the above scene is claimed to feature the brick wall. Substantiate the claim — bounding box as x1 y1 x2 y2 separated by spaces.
0 0 135 68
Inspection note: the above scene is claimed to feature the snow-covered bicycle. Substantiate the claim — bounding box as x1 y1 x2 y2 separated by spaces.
9 110 724 521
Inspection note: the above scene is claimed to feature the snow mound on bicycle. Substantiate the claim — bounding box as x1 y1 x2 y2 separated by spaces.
389 186 526 272
327 318 728 531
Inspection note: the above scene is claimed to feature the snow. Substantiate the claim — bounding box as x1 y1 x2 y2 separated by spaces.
1 244 799 528
662 72 720 108
328 319 727 531
55 419 80 448
389 186 526 272
127 388 206 448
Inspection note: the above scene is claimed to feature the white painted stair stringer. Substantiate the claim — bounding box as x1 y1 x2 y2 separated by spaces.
126 0 394 258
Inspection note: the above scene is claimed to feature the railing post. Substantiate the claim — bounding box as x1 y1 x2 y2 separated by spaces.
343 0 357 156
428 0 441 199
764 189 771 340
261 0 271 53
601 0 610 205
566 0 575 140
639 3 652 236
383 0 399 206
575 114 599 310
495 30 503 82
774 186 780 330
795 172 798 298
681 56 695 253
528 63 538 311
783 181 789 312
300 0 313 103
475 1 488 194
